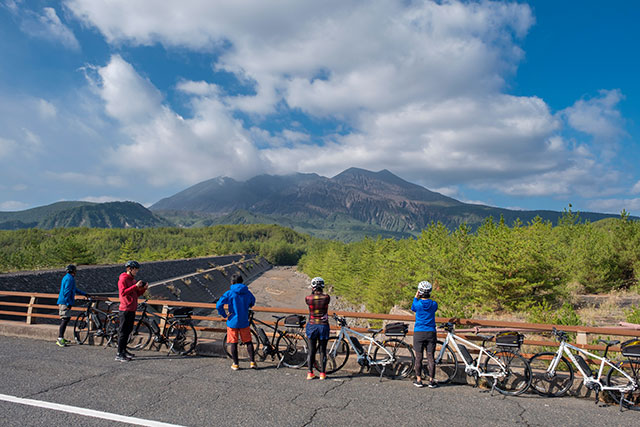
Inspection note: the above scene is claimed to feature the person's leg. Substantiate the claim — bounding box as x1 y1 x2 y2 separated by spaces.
227 327 240 367
307 336 318 373
117 311 135 356
413 331 427 385
239 327 255 364
58 317 70 339
425 331 437 385
318 338 328 375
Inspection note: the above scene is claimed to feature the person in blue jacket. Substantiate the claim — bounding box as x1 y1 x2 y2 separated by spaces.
411 280 438 388
216 274 256 370
56 264 88 347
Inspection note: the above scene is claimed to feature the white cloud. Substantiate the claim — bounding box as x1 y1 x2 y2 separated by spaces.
632 181 640 194
37 99 57 119
80 195 123 203
0 137 17 158
16 6 80 50
0 200 29 211
587 198 640 216
91 55 263 186
562 89 625 141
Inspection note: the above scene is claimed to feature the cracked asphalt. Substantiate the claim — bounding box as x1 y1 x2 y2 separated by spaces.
1 335 638 426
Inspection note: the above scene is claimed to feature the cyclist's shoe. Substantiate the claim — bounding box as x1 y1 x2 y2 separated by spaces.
115 354 131 362
428 381 438 389
95 330 105 337
231 364 240 371
250 361 258 369
124 351 136 358
306 372 316 380
56 338 68 347
319 373 327 380
413 380 425 388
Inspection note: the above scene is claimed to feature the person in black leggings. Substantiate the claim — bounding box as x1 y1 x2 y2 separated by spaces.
411 281 438 388
305 277 330 380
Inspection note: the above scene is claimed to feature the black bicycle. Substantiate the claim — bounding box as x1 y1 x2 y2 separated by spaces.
127 300 198 355
73 297 119 347
223 310 309 368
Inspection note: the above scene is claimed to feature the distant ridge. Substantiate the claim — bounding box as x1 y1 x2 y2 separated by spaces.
0 201 170 230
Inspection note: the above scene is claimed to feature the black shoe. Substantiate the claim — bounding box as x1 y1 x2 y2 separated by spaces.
124 351 136 358
428 381 438 388
413 380 425 388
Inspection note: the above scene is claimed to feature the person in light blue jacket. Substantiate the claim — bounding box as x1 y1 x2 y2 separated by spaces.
411 280 438 388
56 264 88 347
216 274 256 370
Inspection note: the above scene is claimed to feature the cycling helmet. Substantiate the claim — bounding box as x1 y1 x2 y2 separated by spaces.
125 260 140 269
417 281 432 294
311 277 325 290
65 264 76 273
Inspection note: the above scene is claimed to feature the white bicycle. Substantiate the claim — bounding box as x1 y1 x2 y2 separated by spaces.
434 322 532 396
529 328 639 410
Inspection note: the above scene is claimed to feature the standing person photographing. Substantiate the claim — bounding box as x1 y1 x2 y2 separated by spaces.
116 260 148 362
411 280 438 388
305 277 330 380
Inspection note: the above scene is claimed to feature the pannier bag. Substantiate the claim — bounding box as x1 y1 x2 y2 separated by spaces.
621 339 640 358
169 306 193 317
384 322 409 336
284 314 306 328
495 331 524 349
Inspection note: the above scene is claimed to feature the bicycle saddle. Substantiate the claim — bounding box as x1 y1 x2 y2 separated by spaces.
368 328 383 334
477 334 494 342
598 339 620 346
105 301 116 307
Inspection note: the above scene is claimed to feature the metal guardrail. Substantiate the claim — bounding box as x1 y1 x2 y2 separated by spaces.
3 290 640 355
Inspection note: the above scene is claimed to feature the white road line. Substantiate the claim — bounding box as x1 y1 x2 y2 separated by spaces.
0 393 185 427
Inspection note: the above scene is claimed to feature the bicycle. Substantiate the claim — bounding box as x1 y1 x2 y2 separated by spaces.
73 297 120 347
323 313 414 380
223 310 309 368
127 300 198 355
528 328 639 410
434 322 532 396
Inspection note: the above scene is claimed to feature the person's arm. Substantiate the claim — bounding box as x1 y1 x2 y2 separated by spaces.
248 291 256 308
216 293 228 318
119 276 140 296
411 298 419 312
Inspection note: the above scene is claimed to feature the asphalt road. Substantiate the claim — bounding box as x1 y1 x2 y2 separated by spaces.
0 336 637 426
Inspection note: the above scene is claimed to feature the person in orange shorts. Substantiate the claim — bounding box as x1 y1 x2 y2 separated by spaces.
216 274 256 370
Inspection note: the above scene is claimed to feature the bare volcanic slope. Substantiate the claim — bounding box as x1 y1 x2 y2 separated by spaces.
151 167 627 235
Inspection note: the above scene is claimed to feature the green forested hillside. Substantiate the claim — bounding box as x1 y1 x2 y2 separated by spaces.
298 211 640 318
0 224 311 272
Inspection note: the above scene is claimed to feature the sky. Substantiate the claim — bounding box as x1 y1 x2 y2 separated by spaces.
0 0 639 216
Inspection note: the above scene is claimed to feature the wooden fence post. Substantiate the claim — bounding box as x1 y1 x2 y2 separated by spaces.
576 332 588 346
26 296 37 325
159 304 169 331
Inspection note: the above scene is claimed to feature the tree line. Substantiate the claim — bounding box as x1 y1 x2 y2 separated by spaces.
298 210 640 320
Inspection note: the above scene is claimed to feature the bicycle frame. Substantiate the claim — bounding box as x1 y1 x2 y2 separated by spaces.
547 340 636 393
439 330 507 380
334 325 394 369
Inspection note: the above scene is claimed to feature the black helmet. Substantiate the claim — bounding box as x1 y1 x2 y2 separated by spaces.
125 260 140 269
66 264 77 273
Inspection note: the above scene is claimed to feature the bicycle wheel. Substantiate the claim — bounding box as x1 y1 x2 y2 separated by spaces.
320 336 350 374
223 329 260 360
276 330 309 368
606 360 640 410
484 350 531 396
372 339 415 379
127 318 152 351
74 312 99 344
167 321 197 355
103 315 120 347
528 352 574 397
433 341 457 384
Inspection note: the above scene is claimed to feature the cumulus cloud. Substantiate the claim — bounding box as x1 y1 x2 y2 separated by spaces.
61 0 631 206
0 200 29 211
587 198 640 215
632 181 640 194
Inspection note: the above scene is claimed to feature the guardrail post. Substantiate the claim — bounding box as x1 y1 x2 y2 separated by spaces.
576 332 588 346
159 304 169 331
26 296 37 325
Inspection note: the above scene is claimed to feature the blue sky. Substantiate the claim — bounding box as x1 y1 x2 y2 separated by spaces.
1 0 639 216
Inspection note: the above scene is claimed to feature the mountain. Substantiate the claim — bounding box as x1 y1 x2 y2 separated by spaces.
151 167 630 238
0 201 171 230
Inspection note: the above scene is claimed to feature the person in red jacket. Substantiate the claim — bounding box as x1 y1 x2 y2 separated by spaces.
116 260 148 362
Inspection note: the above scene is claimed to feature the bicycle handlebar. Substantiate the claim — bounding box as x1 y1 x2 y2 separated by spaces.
551 327 569 342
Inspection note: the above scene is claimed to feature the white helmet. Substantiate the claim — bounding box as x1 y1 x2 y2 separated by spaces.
311 277 325 289
418 281 432 294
